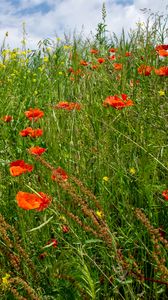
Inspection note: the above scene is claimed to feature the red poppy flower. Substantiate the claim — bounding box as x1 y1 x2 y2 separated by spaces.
16 191 51 211
19 127 43 138
68 103 81 110
28 146 46 156
24 108 44 121
54 101 81 111
62 225 69 233
47 239 58 248
103 94 134 110
155 66 168 76
10 160 33 176
109 48 117 53
108 55 116 60
30 129 43 138
90 49 99 54
39 252 47 259
97 58 105 64
162 190 168 201
19 127 33 137
68 67 74 73
125 52 132 57
2 115 13 122
137 65 153 76
113 63 123 70
80 60 88 66
91 64 99 70
51 167 68 181
155 44 168 51
157 49 168 57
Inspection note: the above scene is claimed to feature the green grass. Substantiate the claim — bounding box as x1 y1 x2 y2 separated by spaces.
0 13 168 300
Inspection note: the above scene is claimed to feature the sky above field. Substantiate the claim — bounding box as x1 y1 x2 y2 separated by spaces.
0 0 167 49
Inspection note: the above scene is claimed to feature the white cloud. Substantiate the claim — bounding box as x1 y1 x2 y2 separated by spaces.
0 0 167 49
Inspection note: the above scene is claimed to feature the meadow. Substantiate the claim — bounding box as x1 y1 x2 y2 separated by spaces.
0 9 168 300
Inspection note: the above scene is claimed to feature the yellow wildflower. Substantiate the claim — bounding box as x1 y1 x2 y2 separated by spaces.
2 273 10 286
96 210 104 218
58 71 63 75
158 90 165 96
64 45 72 50
103 176 109 182
43 57 49 63
129 167 136 175
59 215 67 223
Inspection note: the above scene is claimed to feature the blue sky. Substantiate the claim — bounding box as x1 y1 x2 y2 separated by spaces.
0 0 167 49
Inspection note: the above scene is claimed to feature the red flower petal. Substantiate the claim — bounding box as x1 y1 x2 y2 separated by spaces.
25 108 44 121
162 190 168 201
28 146 46 156
16 191 51 211
10 160 33 176
51 167 68 181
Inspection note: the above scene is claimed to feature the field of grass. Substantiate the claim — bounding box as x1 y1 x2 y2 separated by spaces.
0 10 168 300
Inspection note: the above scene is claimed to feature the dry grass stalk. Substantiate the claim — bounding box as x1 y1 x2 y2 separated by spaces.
0 213 36 279
34 156 112 246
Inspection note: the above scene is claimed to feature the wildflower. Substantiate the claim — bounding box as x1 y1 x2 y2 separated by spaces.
125 51 132 57
108 55 116 60
68 67 74 73
2 115 12 122
155 66 168 76
109 48 117 53
59 215 67 223
129 167 136 175
47 239 58 248
96 210 104 218
43 57 49 63
54 101 81 111
155 44 168 51
157 49 168 57
16 191 51 211
103 94 134 110
103 176 109 182
68 102 81 110
155 45 168 56
62 225 69 233
162 190 168 201
58 71 63 75
97 57 105 64
51 166 68 181
64 45 72 50
80 60 88 66
90 48 99 54
24 108 44 121
130 79 140 87
10 160 33 176
137 65 153 76
113 63 122 70
19 127 33 137
19 127 43 138
158 90 165 96
91 64 99 70
2 273 10 286
39 252 47 259
28 146 46 156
